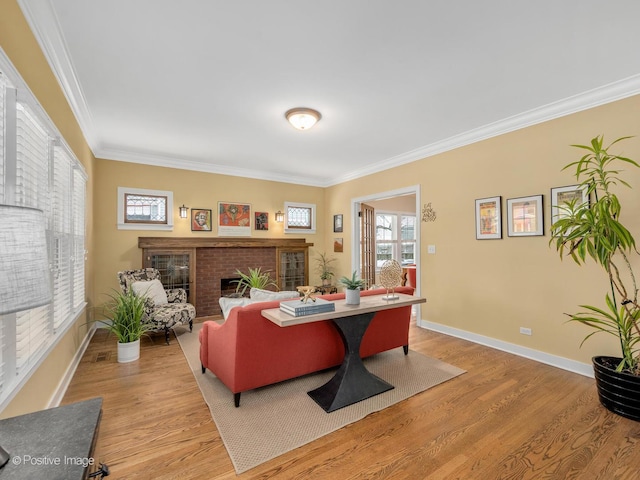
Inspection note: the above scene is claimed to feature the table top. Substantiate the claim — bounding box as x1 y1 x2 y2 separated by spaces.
0 397 102 479
261 292 426 327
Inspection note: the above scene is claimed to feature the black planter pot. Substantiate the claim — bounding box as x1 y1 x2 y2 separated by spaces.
592 356 640 422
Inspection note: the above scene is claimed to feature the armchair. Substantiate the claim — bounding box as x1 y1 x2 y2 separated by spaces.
117 268 195 344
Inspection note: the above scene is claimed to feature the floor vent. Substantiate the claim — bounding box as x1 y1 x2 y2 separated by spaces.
94 351 111 362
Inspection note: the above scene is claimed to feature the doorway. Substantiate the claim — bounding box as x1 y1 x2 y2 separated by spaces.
350 185 422 321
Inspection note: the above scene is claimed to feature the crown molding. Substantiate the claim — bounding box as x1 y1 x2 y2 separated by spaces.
327 74 640 186
18 0 98 149
96 146 331 188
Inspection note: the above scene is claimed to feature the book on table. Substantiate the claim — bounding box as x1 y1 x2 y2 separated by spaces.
279 297 335 317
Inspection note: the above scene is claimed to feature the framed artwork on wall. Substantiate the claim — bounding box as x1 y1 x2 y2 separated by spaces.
550 184 589 225
191 209 212 231
334 238 343 252
333 214 343 233
475 196 502 239
507 194 544 237
255 212 268 230
218 202 251 236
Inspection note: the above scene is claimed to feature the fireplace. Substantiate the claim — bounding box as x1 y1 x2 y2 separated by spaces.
139 237 313 318
195 246 277 316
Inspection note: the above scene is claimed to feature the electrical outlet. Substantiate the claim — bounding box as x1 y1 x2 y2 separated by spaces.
427 245 436 254
520 327 532 336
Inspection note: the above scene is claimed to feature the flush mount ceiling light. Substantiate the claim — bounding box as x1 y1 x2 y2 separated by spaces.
285 108 321 130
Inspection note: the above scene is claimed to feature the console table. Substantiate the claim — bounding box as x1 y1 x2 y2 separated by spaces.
0 397 103 479
262 293 426 412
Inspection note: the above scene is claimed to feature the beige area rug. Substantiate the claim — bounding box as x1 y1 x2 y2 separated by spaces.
176 323 465 474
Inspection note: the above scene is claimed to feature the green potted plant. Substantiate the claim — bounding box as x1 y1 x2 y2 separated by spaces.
103 289 153 363
550 135 640 421
232 267 277 296
339 271 365 305
315 252 337 286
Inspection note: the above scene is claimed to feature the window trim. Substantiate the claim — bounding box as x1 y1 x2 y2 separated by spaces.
117 187 174 230
284 201 316 234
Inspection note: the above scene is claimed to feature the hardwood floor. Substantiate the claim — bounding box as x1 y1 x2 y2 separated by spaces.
63 320 640 479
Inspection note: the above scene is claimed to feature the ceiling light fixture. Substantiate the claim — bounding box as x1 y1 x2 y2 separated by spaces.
285 108 321 130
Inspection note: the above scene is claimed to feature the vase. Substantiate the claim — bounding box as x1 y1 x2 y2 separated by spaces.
592 356 640 422
117 339 140 363
345 289 360 305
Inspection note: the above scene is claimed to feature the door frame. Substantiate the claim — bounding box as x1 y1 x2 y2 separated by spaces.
350 184 422 322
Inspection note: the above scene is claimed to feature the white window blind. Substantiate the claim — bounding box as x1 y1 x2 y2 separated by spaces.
0 50 87 410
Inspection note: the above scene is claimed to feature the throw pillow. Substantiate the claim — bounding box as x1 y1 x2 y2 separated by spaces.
219 296 253 320
249 288 299 301
131 279 168 305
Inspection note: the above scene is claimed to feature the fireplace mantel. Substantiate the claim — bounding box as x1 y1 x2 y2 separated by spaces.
138 237 313 249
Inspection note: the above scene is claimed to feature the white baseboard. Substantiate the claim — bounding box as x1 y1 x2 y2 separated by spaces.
48 323 98 408
418 319 594 378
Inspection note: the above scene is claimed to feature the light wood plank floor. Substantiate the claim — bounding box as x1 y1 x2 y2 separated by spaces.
63 319 640 479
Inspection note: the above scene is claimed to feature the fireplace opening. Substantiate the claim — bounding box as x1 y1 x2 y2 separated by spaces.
221 277 243 297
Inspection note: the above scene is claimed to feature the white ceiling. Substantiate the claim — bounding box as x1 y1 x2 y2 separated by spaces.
19 0 640 187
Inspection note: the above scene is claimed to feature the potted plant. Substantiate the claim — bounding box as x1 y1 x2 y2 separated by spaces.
315 252 337 286
339 271 365 305
103 289 153 363
232 267 277 296
550 135 640 421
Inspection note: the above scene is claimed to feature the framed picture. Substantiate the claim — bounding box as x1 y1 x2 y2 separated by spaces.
255 211 268 230
218 202 251 236
475 196 502 239
550 184 589 225
334 238 343 252
507 195 544 237
191 209 212 231
333 214 343 233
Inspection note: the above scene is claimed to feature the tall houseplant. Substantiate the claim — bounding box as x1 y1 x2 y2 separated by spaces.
103 289 153 363
550 135 640 420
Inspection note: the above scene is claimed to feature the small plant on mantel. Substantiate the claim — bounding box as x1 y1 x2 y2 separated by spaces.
232 267 277 296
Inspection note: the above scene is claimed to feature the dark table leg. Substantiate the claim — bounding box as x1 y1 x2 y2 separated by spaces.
308 311 394 412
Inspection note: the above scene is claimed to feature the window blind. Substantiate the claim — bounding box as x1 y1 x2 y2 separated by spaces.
0 51 87 409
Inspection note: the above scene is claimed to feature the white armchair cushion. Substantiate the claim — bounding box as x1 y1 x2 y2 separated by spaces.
131 279 168 305
249 288 299 301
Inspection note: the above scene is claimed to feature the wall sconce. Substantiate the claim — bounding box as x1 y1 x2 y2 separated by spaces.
275 210 284 222
179 204 189 219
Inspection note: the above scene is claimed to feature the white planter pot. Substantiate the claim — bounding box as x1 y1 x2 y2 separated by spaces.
345 289 361 305
117 339 140 363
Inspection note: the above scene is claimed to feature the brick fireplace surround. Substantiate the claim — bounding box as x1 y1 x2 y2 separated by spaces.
138 237 313 317
196 246 277 316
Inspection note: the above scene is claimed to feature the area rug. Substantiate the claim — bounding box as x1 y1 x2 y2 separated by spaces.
176 323 465 474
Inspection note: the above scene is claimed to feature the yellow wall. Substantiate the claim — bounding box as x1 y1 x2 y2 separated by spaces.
327 95 640 366
93 159 328 306
0 0 97 417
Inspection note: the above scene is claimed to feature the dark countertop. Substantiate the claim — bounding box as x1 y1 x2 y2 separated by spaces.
0 397 102 480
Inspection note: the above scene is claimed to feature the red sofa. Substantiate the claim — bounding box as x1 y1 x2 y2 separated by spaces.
199 286 415 406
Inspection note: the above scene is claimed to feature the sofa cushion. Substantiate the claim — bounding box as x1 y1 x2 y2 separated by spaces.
249 288 299 301
131 279 168 305
219 296 253 320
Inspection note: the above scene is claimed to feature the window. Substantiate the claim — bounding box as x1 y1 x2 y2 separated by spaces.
117 187 174 230
284 202 316 234
375 213 416 268
0 54 87 410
